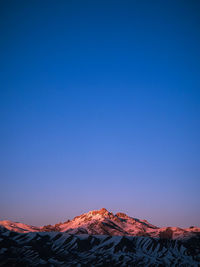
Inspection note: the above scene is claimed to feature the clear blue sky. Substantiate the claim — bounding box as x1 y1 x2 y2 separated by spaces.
0 0 200 227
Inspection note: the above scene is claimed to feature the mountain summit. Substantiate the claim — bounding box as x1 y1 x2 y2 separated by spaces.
56 208 158 236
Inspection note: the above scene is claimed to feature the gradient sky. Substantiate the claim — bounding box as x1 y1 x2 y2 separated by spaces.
0 0 200 227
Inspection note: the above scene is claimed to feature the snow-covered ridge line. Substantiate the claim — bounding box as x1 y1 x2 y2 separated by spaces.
0 230 200 266
1 208 200 239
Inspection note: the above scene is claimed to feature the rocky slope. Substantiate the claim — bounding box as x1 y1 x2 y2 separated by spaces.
0 220 41 233
0 228 199 266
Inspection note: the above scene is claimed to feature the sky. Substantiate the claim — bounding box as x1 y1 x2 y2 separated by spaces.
0 0 200 228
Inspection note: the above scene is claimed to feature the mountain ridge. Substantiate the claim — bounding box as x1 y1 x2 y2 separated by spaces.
0 230 200 266
1 208 199 240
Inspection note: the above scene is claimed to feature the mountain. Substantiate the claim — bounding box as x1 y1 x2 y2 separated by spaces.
0 229 200 266
1 208 200 266
1 208 200 239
